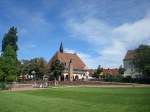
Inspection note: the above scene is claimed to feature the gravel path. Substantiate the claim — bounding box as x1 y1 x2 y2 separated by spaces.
1 83 150 92
52 84 150 88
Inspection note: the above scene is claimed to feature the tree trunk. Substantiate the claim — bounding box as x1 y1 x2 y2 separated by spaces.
54 78 57 86
58 75 61 82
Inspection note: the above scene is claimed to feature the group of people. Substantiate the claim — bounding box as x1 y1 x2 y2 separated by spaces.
32 81 49 88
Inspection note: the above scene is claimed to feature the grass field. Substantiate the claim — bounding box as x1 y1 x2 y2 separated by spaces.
0 87 150 112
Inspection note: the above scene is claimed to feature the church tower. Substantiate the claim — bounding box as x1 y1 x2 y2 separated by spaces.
59 42 64 53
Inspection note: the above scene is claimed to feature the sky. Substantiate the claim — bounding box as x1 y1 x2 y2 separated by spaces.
0 0 150 68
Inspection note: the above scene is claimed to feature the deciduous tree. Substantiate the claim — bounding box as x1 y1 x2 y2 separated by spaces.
93 65 103 78
1 45 18 81
29 58 48 80
118 65 125 75
49 59 64 85
134 44 150 77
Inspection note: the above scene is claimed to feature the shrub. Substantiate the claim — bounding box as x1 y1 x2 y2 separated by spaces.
0 82 11 90
0 82 6 90
6 75 16 82
122 76 132 83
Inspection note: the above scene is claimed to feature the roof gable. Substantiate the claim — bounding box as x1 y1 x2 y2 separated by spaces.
49 51 86 69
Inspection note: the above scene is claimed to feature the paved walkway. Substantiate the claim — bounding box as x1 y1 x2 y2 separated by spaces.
1 84 149 92
52 84 150 88
1 87 47 92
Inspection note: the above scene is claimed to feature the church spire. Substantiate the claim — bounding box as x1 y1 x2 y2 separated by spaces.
59 42 64 53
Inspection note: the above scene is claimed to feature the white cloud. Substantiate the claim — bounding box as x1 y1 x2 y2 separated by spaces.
65 48 76 54
99 40 126 67
68 18 113 46
65 48 100 68
113 16 150 45
66 12 150 68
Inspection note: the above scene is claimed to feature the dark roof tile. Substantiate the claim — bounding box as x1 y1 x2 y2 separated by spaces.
124 50 136 60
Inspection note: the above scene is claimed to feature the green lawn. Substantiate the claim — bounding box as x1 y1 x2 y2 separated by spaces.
0 87 150 112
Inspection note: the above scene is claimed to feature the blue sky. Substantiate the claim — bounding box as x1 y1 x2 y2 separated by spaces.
0 0 150 68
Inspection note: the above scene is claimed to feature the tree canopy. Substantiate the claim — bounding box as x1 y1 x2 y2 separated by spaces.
2 26 18 53
118 65 125 75
93 65 103 78
50 59 65 80
134 44 150 77
20 58 48 80
0 27 18 82
0 45 18 81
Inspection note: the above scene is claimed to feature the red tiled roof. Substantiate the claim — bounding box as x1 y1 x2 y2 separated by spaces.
102 68 119 76
124 50 136 60
48 51 86 69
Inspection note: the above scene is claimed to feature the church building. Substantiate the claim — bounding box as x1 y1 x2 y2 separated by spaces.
48 43 89 81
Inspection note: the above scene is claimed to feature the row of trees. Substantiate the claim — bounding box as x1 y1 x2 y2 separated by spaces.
20 58 64 80
19 58 48 80
0 27 64 83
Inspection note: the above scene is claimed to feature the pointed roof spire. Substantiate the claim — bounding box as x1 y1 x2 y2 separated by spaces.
59 42 64 53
